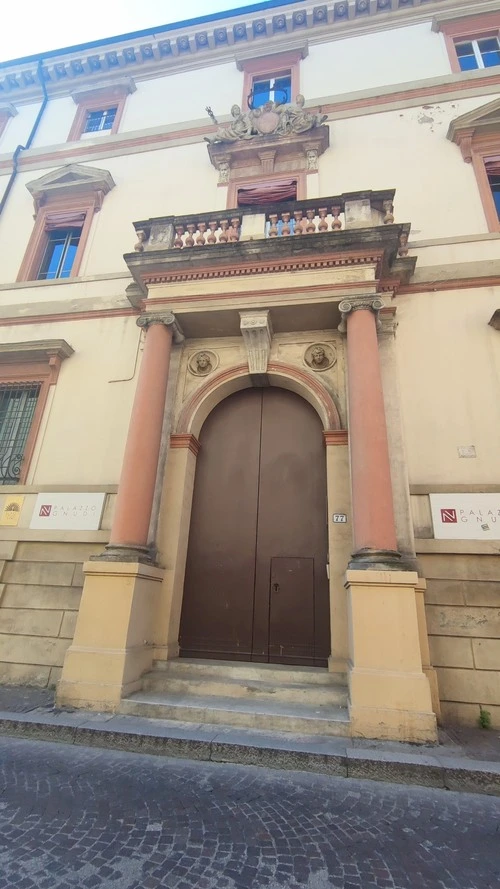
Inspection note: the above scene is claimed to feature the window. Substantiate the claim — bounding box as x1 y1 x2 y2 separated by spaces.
17 163 115 282
455 37 500 71
37 227 82 280
237 49 304 112
83 107 117 134
0 382 41 484
438 13 500 74
67 80 135 142
251 73 292 107
486 157 500 220
0 339 73 485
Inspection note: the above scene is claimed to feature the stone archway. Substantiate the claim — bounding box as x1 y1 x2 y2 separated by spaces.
153 362 351 674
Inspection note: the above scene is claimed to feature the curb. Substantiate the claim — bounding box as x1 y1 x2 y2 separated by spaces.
1 713 500 795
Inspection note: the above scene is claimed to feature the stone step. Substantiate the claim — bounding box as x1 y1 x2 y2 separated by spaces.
119 691 350 737
142 673 348 707
151 658 346 686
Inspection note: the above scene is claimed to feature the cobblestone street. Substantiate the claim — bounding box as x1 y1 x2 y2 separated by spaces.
0 736 499 889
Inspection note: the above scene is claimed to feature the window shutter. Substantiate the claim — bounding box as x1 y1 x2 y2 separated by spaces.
44 212 86 231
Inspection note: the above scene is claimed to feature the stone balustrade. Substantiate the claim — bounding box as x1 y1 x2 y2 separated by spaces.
132 190 396 253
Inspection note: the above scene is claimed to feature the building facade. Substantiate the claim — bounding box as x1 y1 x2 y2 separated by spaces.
0 0 499 742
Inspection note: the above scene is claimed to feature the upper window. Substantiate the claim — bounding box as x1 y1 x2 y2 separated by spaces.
17 163 115 282
486 157 500 220
438 13 500 74
251 73 292 108
68 80 135 142
83 107 118 134
455 36 500 71
237 49 304 113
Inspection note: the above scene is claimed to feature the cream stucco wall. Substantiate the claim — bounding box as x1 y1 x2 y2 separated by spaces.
318 95 500 240
396 287 500 486
302 23 451 98
0 102 40 154
0 316 140 485
120 63 243 132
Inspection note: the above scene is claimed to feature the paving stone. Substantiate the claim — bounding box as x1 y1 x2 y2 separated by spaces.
1 737 500 889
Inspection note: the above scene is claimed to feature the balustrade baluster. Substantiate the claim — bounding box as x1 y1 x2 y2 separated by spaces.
229 217 240 242
268 214 279 237
207 221 218 244
219 220 229 242
383 201 394 224
293 210 304 235
331 206 342 230
281 212 291 236
185 224 196 247
318 208 328 232
306 209 317 234
196 222 207 246
174 225 185 248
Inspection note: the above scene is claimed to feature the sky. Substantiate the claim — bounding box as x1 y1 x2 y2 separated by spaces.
0 0 286 64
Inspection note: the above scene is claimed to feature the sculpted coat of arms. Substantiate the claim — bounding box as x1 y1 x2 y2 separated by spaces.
205 95 327 144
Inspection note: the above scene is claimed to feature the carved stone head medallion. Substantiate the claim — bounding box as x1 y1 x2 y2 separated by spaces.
304 343 336 372
188 350 218 376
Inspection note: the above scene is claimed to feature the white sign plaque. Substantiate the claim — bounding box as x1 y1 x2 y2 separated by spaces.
333 514 347 523
30 493 106 531
429 493 500 540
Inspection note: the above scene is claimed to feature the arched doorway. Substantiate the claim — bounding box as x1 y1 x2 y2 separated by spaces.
179 386 330 666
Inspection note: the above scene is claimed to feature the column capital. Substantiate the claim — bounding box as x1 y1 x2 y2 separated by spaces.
338 296 385 334
137 311 184 343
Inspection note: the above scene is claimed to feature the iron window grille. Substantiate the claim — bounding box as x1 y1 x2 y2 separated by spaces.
0 382 41 484
37 228 82 280
455 37 500 71
83 107 118 133
251 73 292 108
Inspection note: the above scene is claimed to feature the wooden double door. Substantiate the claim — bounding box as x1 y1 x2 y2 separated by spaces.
179 387 330 666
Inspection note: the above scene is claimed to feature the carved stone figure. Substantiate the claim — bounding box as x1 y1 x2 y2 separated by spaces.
205 105 253 144
305 343 336 372
205 96 327 144
279 95 328 135
189 350 218 376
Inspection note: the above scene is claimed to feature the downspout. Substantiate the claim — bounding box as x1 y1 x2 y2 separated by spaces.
0 58 48 217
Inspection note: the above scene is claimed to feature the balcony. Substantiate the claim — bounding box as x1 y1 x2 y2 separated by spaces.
124 189 415 310
132 189 399 252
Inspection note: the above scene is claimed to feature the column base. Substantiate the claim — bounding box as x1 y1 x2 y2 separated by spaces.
348 547 415 572
89 543 157 565
57 560 164 711
346 569 438 743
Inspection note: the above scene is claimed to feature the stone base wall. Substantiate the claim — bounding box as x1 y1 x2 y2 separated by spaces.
0 541 102 687
421 551 500 728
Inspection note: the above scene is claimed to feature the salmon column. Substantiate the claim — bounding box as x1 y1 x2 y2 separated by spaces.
339 297 404 570
105 311 183 563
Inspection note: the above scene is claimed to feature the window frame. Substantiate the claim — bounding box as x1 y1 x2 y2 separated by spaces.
17 195 96 283
455 36 500 72
439 13 500 74
67 81 134 142
227 171 306 211
0 341 73 486
238 51 302 113
470 136 500 232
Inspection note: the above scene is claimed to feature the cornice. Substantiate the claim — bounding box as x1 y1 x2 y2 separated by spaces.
0 0 483 103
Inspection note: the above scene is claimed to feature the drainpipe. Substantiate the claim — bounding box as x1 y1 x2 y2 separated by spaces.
0 58 49 217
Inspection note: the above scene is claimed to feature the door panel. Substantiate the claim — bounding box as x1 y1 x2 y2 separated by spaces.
179 388 261 659
179 386 330 665
269 557 314 663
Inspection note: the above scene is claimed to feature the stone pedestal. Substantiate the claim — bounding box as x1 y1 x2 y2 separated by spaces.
346 569 437 742
57 561 164 711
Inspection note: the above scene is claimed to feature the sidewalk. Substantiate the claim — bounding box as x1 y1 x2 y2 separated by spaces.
1 685 499 796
